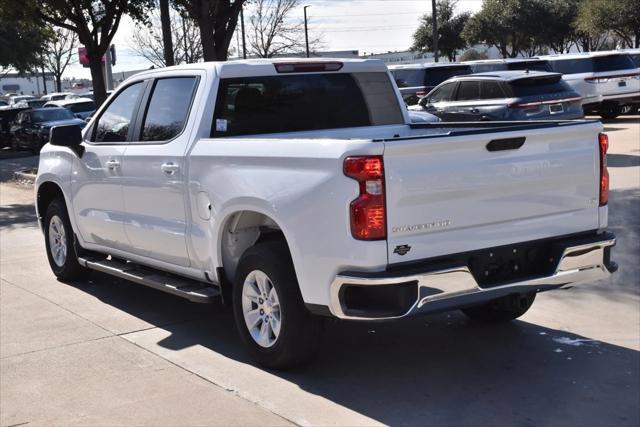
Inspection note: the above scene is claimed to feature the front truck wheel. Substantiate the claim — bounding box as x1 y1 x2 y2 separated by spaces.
461 292 536 322
44 198 90 281
233 241 322 369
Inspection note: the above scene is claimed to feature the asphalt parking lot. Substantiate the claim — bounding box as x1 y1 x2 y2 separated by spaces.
1 117 639 426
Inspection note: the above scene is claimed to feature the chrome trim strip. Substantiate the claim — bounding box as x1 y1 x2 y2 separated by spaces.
329 238 615 320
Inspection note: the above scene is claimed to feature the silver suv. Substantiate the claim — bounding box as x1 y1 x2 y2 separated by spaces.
540 52 639 119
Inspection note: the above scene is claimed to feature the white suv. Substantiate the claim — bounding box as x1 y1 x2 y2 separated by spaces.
540 52 640 119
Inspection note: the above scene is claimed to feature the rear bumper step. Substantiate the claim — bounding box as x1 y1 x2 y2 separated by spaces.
330 232 616 320
78 257 220 303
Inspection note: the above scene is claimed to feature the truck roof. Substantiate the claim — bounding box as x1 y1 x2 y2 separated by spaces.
130 58 389 80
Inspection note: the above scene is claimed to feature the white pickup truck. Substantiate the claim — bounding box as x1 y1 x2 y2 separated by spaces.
36 59 616 368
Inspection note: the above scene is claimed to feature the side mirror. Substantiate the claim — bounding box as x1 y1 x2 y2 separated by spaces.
50 124 82 147
419 97 430 107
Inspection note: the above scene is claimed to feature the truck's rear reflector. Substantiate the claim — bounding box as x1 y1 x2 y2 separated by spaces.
599 133 609 206
344 156 386 240
274 62 343 73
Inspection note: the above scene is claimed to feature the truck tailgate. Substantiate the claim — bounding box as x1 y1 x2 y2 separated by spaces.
383 122 603 263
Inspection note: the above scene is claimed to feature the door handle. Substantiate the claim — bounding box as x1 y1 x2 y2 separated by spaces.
161 162 180 175
470 108 480 114
105 159 120 170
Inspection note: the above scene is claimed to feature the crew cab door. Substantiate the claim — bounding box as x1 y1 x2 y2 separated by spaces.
119 75 199 267
71 81 146 250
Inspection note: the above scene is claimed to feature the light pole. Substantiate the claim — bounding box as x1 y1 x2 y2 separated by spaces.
304 5 310 58
431 0 438 62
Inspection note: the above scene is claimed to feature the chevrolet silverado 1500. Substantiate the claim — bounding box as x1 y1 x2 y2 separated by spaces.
36 59 616 368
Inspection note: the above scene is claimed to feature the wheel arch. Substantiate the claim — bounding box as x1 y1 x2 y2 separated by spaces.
215 207 297 289
36 181 67 231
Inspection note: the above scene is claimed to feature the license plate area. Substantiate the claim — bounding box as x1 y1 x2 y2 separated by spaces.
549 103 564 114
618 80 627 87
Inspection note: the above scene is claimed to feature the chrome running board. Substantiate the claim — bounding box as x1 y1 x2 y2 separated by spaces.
78 257 220 303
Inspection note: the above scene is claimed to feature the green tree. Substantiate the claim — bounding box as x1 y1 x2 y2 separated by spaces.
411 0 470 62
173 0 247 61
463 0 540 58
0 3 51 74
575 0 639 49
35 0 155 106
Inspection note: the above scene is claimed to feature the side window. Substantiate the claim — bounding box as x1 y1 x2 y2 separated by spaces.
91 82 144 143
139 77 197 142
480 81 505 99
456 81 480 101
430 83 456 102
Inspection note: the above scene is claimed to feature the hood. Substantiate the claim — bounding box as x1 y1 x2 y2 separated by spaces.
38 118 86 128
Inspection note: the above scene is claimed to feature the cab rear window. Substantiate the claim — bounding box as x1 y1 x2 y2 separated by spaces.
212 72 403 137
592 55 635 72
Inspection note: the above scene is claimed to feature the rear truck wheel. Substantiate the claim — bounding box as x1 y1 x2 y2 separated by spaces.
461 292 536 323
44 198 89 280
233 241 322 369
599 104 622 120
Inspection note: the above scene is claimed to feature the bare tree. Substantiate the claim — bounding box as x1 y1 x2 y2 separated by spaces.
248 0 321 58
43 26 77 92
130 8 202 67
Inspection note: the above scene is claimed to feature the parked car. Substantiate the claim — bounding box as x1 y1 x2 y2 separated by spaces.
539 52 639 119
15 99 46 109
68 91 95 101
35 59 615 368
409 70 583 122
40 92 73 102
44 97 96 119
10 107 86 153
390 63 473 105
8 95 35 106
463 58 552 73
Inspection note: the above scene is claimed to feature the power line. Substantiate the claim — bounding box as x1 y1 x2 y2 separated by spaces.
311 11 420 18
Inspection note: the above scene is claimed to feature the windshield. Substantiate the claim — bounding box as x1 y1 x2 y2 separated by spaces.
392 66 472 88
593 54 636 72
509 75 573 97
67 101 96 113
213 72 403 137
506 60 552 72
31 109 75 122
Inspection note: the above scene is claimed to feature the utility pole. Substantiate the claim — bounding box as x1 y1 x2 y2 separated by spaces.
431 0 438 62
304 5 310 58
240 6 247 59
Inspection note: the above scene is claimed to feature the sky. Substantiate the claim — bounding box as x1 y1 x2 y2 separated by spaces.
63 0 483 79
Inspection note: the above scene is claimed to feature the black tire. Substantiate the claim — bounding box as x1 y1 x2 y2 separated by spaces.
461 292 536 323
44 198 89 281
599 104 622 120
233 241 322 369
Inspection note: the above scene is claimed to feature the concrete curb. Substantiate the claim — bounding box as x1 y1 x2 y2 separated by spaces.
14 170 36 184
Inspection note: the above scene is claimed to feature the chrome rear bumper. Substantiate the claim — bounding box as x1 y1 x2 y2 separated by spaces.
329 234 616 320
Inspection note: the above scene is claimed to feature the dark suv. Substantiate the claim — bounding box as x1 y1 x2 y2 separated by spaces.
409 71 583 122
390 63 473 105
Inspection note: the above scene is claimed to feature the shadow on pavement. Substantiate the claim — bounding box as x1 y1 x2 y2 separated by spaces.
608 154 640 168
0 154 38 182
48 186 639 426
0 203 38 228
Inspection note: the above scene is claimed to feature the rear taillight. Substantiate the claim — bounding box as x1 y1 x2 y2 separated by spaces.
585 77 609 84
599 132 609 206
344 156 386 240
416 91 427 98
